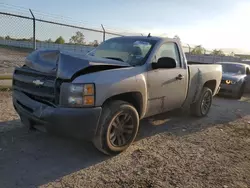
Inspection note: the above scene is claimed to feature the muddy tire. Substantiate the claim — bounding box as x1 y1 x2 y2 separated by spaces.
190 87 213 117
93 100 139 155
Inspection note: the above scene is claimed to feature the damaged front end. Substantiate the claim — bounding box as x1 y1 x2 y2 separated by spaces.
13 49 130 106
12 49 129 139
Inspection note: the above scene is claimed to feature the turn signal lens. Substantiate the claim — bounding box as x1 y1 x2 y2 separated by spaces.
83 84 94 95
83 96 95 105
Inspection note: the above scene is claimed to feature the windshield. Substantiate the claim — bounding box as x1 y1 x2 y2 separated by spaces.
221 63 246 75
87 38 157 66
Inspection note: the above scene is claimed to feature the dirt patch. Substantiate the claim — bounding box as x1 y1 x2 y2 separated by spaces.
0 47 29 74
40 118 250 188
0 92 250 188
0 92 20 132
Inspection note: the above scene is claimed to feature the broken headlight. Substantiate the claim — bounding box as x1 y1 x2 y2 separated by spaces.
60 83 95 107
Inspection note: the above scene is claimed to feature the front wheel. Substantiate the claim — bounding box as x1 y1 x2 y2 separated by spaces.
190 87 213 117
93 100 139 155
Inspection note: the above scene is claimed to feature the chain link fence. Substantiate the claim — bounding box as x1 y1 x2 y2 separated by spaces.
0 9 249 75
0 10 125 74
0 12 33 74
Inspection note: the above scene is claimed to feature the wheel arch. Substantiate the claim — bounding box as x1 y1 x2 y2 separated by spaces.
102 92 144 118
203 80 217 95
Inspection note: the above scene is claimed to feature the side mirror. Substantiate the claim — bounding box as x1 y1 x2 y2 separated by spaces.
152 57 177 69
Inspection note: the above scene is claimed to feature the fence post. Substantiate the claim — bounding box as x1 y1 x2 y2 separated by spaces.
101 24 105 42
29 9 36 50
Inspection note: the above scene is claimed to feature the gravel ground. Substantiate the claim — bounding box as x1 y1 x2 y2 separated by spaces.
0 91 250 188
0 47 29 74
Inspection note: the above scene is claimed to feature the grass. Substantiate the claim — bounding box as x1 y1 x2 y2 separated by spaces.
0 45 33 53
0 80 12 91
0 74 12 80
0 87 12 91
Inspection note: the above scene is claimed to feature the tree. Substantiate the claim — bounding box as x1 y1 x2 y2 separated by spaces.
174 35 182 45
69 31 85 44
93 40 99 47
55 36 65 44
5 36 11 40
89 40 99 47
174 35 180 41
211 49 225 56
45 38 53 43
191 45 206 55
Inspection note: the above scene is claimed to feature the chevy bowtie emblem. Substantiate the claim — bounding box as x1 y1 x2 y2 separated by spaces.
32 80 44 86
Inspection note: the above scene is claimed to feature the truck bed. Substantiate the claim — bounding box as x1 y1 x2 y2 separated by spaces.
187 61 215 64
182 64 222 108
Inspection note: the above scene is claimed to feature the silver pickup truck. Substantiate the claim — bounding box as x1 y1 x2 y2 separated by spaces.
12 36 222 155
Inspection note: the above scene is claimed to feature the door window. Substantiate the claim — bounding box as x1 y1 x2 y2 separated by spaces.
157 43 181 67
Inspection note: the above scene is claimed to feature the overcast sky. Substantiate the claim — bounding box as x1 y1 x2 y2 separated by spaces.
1 0 250 52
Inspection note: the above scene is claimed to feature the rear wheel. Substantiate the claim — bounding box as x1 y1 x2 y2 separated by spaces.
93 100 139 155
190 87 213 117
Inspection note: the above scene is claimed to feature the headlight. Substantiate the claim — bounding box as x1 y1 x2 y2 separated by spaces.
60 83 95 107
225 80 236 85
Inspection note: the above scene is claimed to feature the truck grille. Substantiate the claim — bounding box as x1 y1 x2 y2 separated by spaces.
13 66 57 104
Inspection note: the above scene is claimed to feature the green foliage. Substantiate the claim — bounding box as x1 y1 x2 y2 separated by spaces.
89 40 99 47
174 35 180 41
191 45 205 55
5 36 11 40
211 49 225 56
45 38 53 43
69 31 85 44
55 36 65 44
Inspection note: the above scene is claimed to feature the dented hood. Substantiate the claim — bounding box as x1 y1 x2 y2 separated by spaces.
25 49 130 79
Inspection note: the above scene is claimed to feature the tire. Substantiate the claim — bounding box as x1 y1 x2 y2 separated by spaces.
234 84 245 99
93 100 139 155
190 87 213 117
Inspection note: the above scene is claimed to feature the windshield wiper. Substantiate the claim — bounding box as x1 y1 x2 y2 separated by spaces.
104 57 124 62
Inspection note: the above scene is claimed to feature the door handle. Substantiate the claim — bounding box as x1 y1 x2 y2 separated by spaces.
176 74 184 80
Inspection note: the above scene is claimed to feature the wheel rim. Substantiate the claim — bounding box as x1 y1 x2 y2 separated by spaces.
201 91 212 115
108 112 134 147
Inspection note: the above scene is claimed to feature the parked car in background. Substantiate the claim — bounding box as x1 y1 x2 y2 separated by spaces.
216 62 250 99
12 36 222 155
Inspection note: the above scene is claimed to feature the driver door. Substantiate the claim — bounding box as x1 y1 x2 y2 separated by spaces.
146 42 188 117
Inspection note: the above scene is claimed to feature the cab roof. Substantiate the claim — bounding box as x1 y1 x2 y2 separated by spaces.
109 35 179 43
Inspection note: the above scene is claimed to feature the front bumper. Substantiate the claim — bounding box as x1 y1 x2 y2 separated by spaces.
218 83 241 97
13 90 102 141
